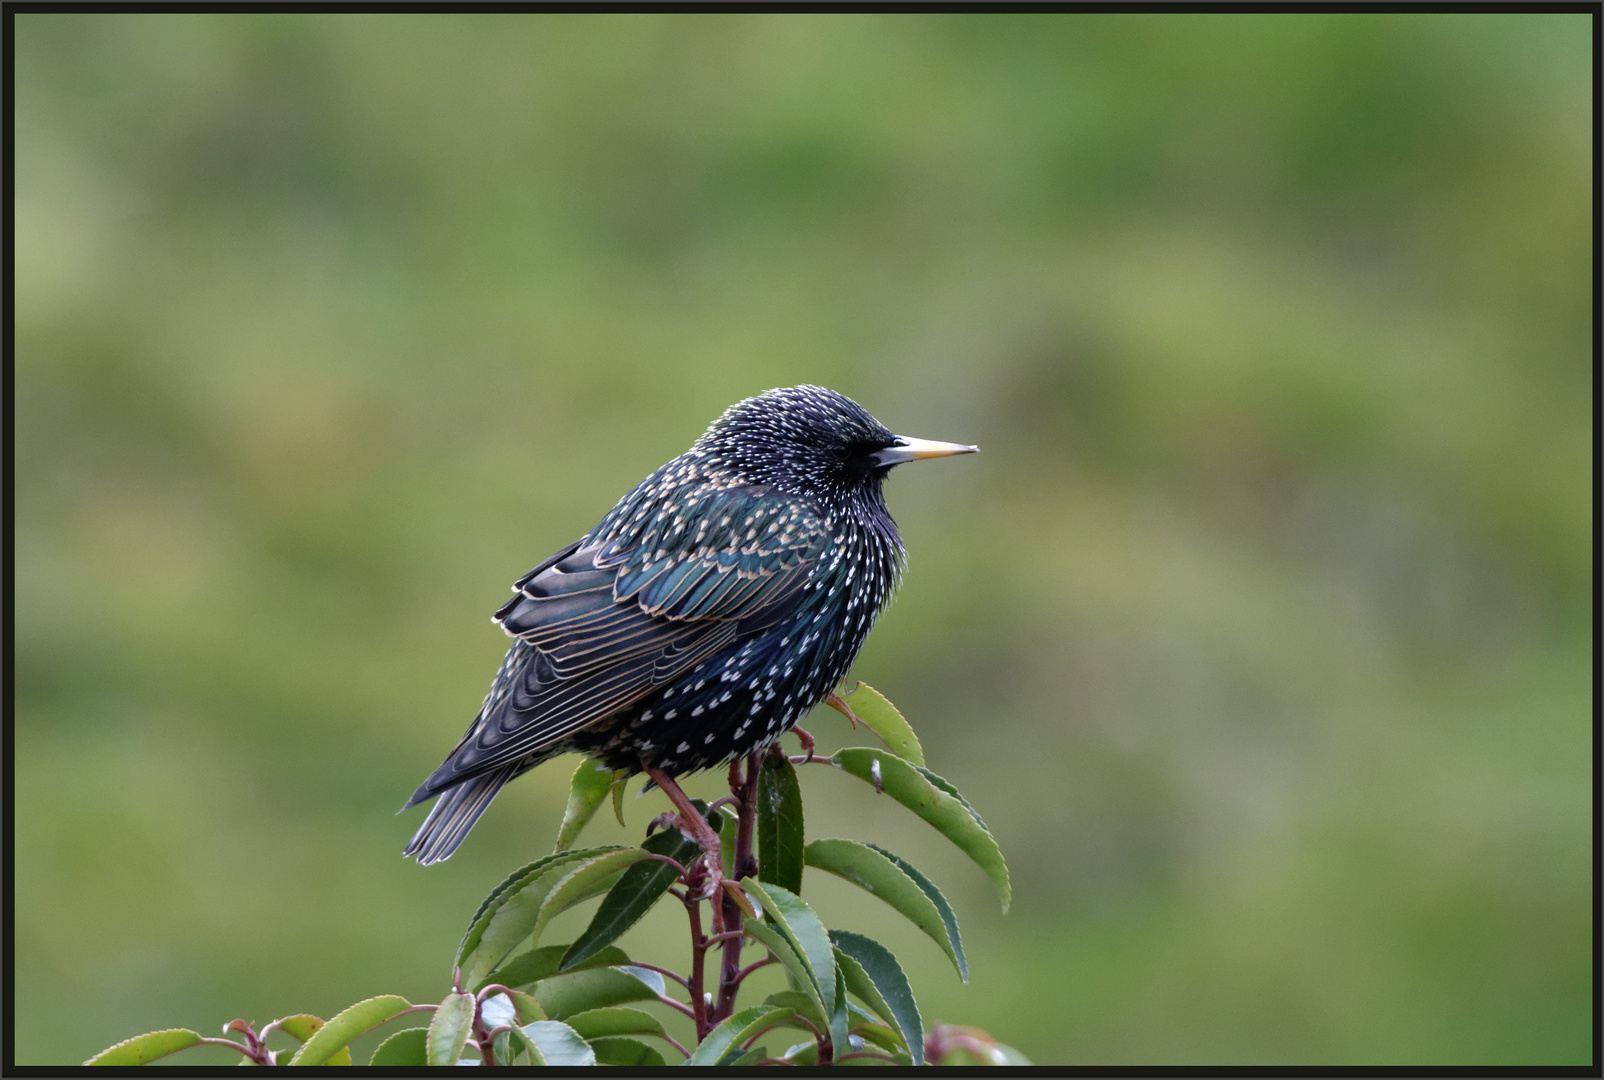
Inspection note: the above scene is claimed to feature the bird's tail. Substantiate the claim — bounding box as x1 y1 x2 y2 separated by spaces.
402 764 519 865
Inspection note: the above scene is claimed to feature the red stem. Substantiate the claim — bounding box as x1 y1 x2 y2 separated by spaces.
714 751 762 1024
730 955 776 990
626 961 691 990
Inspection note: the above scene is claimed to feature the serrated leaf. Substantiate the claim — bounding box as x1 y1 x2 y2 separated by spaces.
829 953 851 1062
727 1045 770 1066
589 1036 667 1066
460 846 639 987
758 754 805 893
611 770 629 826
555 758 614 852
830 749 1010 911
830 930 923 1066
85 1029 203 1066
515 990 547 1024
741 879 836 1022
760 990 826 1030
684 1005 795 1066
914 764 988 830
527 848 650 953
457 849 603 969
563 1007 666 1041
479 942 630 991
533 966 661 1019
504 1024 545 1066
848 1013 910 1064
366 1027 427 1067
269 1015 322 1043
561 827 698 971
783 1040 820 1065
804 838 966 980
287 995 412 1065
842 683 924 766
426 991 475 1067
743 917 824 1020
520 1020 596 1066
867 842 967 981
267 1016 351 1065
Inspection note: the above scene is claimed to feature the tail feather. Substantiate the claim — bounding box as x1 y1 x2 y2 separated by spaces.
403 765 519 865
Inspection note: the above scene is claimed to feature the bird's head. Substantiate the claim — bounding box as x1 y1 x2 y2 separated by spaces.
696 385 977 511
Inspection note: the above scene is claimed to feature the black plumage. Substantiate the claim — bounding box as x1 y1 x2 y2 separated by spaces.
404 385 975 864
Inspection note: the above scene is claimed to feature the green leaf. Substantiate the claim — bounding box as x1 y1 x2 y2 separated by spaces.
829 953 851 1062
804 838 966 980
727 1045 771 1066
758 754 805 893
528 848 650 952
830 749 1011 911
457 849 602 970
509 988 547 1023
85 1029 203 1066
561 827 698 972
563 1006 666 1041
268 1016 351 1065
520 1020 596 1066
782 1040 820 1065
287 994 412 1066
480 942 630 991
760 990 826 1030
589 1037 667 1066
740 879 837 1022
683 1005 795 1067
425 991 475 1067
847 1013 910 1064
611 769 630 825
533 966 661 1019
555 758 614 852
914 764 988 831
367 1027 427 1067
868 843 967 981
460 846 641 987
503 1024 545 1066
744 917 825 1020
830 930 923 1066
268 1015 320 1043
841 683 924 766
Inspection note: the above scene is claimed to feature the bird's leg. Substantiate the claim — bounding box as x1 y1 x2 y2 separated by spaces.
826 691 863 730
788 724 821 764
643 764 725 883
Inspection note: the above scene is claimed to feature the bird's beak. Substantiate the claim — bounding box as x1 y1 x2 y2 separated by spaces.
870 436 980 467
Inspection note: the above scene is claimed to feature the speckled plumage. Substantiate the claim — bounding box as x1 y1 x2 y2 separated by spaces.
404 386 973 864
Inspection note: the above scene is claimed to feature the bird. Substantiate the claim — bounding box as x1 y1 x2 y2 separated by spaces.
403 385 976 865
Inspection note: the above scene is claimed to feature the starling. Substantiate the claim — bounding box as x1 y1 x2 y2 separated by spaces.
404 385 976 864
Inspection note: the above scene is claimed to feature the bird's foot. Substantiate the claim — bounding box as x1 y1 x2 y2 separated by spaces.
788 724 824 765
643 763 729 886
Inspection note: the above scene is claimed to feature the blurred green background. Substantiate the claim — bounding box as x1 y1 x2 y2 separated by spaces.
13 13 1592 1067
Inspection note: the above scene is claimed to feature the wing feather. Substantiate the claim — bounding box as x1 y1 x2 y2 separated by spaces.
410 486 827 801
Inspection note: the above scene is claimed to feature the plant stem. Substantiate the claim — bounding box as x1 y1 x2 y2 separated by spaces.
714 751 762 1024
685 893 709 1039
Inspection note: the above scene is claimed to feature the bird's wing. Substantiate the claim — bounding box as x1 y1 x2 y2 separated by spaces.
409 486 826 801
